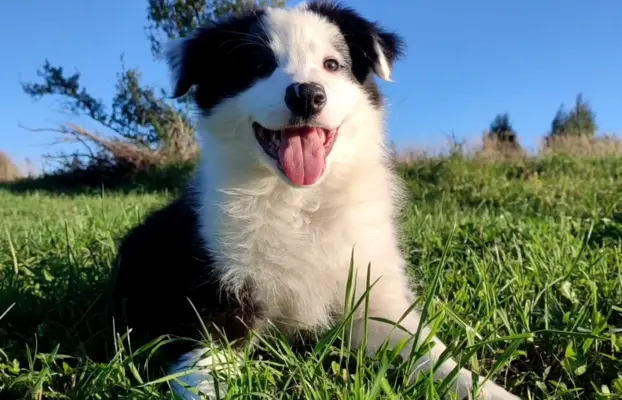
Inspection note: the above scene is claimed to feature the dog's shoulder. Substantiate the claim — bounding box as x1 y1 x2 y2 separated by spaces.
112 189 207 293
109 188 262 358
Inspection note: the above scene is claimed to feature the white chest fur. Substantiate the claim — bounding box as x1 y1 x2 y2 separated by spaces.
195 157 406 335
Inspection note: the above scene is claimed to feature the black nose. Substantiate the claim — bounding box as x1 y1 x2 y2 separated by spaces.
284 82 327 119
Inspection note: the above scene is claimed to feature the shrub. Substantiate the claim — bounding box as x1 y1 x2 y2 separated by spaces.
0 151 21 183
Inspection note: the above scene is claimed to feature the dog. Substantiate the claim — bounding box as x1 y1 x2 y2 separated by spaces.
110 1 520 399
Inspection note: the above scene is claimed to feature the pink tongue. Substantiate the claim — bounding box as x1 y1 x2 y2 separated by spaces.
278 127 325 186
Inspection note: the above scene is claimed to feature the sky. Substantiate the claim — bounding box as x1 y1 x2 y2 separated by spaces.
1 0 621 173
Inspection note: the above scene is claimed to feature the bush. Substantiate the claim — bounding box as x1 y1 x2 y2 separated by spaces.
0 151 21 183
542 133 622 157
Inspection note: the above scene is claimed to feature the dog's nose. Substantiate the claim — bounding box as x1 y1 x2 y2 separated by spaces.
284 82 327 119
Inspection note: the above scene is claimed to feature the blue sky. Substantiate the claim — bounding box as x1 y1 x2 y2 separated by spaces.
1 0 621 172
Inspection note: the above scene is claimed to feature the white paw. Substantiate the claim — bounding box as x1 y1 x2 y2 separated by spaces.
169 347 243 400
170 370 226 400
475 380 520 400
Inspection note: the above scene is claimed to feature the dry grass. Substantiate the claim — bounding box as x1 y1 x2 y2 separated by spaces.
0 151 21 183
474 136 527 162
541 133 622 157
35 118 200 169
395 133 622 165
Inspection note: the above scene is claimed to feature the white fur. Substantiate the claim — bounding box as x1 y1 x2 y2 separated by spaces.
169 5 519 400
169 347 243 400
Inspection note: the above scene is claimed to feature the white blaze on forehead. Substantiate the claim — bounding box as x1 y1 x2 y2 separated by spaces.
263 8 345 77
231 5 365 137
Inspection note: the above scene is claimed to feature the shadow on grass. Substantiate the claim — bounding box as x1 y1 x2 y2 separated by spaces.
586 212 622 247
0 240 192 398
0 253 115 364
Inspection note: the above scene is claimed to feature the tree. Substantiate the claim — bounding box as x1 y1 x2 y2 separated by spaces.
548 93 597 138
22 58 193 150
21 0 285 179
487 112 518 145
146 0 285 58
550 106 568 138
478 112 523 159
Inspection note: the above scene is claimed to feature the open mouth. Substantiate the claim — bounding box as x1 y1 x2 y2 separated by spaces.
253 122 338 186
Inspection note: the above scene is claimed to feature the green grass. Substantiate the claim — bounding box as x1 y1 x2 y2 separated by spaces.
1 154 622 399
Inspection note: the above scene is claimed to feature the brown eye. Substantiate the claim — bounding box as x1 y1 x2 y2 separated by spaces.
323 58 340 72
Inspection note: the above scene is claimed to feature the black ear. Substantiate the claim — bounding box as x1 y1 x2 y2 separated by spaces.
306 1 405 83
164 36 201 99
164 7 268 100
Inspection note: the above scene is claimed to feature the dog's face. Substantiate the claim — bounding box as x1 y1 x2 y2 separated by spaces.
166 1 404 188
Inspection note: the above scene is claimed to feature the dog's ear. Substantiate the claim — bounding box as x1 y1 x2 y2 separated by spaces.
164 34 202 99
370 31 404 82
306 2 405 83
164 8 268 100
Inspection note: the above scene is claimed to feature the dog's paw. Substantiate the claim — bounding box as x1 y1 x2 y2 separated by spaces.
475 380 520 400
169 347 242 400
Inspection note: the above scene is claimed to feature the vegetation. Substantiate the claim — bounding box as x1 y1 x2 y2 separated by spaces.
0 152 21 183
548 94 598 140
478 113 525 161
2 0 621 399
2 151 622 399
487 113 518 145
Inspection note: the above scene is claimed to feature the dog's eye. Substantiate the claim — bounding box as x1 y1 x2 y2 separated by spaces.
323 58 340 72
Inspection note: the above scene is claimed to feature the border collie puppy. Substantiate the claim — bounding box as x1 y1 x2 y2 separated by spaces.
111 2 519 399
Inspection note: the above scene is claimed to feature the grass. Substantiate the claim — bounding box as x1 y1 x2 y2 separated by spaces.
1 153 622 399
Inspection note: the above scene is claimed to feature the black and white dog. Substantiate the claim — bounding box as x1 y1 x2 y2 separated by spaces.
111 2 519 399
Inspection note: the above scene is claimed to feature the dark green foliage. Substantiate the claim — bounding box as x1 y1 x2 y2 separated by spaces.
551 106 568 138
20 54 198 192
146 0 286 57
1 160 196 195
548 93 598 139
22 58 194 148
487 112 519 145
585 211 622 247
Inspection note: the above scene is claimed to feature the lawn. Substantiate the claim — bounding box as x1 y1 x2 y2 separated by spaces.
1 154 622 399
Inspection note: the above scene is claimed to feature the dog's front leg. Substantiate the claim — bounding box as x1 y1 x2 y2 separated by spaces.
348 280 520 400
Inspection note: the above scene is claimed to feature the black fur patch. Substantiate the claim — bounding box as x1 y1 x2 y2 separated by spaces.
167 8 277 112
167 1 404 111
306 1 405 106
109 190 263 368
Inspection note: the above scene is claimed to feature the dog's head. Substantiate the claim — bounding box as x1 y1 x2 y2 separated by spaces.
166 1 404 188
